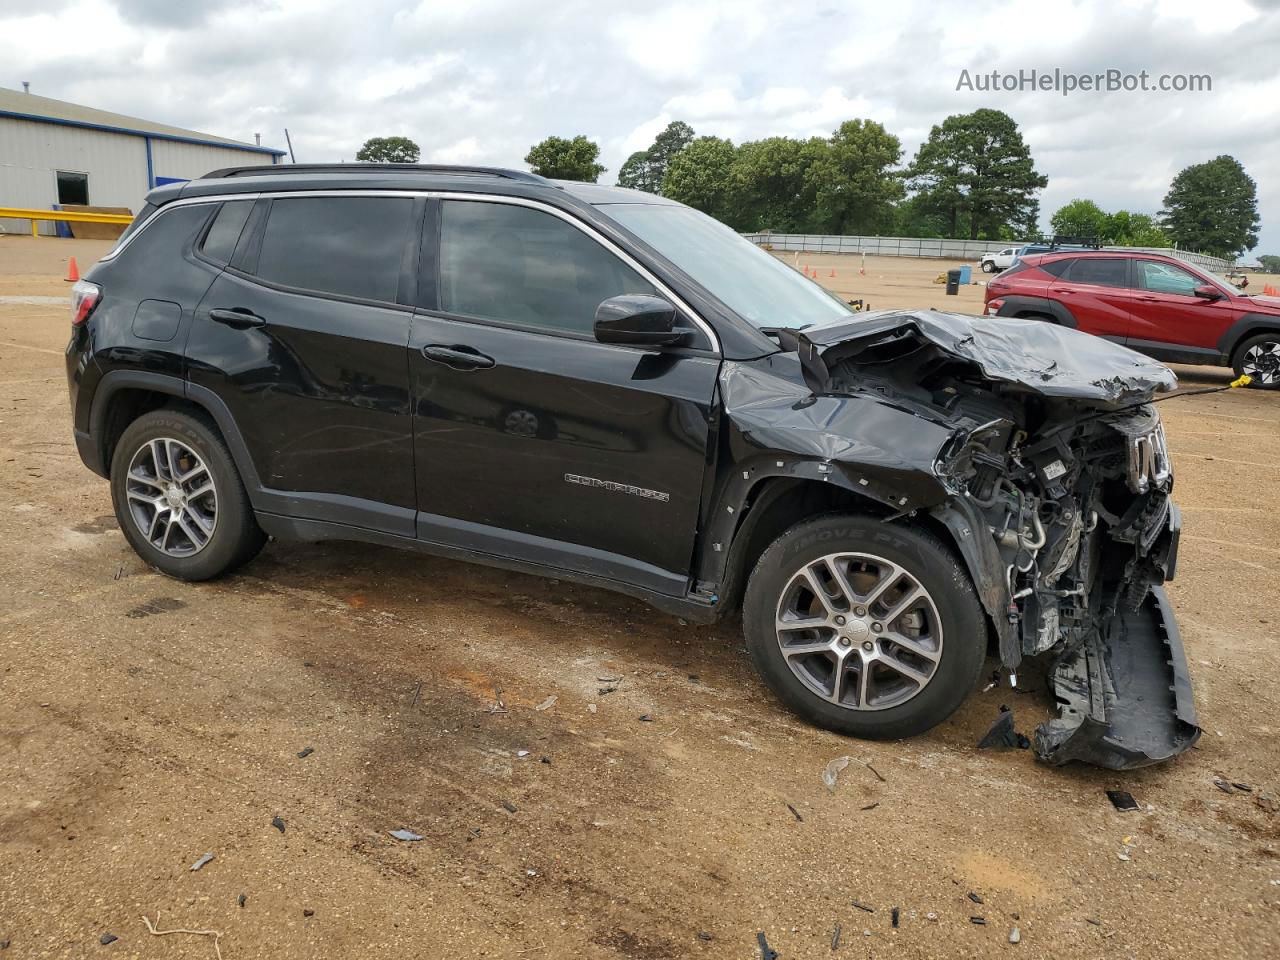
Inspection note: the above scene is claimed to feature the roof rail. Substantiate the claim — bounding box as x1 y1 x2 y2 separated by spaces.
200 163 552 185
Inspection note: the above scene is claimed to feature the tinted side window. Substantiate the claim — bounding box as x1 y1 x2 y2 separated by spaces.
1067 258 1128 288
439 200 656 335
255 197 414 303
1135 260 1202 296
200 200 253 264
1040 258 1074 277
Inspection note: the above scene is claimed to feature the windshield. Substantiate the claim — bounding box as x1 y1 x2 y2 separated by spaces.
600 203 855 330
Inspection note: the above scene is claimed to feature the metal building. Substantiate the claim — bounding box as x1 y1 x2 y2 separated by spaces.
0 85 285 235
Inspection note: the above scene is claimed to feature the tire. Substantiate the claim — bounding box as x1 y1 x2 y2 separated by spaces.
743 514 986 740
109 408 266 580
1232 333 1280 389
981 261 995 273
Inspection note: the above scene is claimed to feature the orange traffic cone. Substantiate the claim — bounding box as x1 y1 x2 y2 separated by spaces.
829 269 836 278
804 264 810 276
64 257 79 282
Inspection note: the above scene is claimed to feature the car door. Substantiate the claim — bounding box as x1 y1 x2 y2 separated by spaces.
409 197 720 596
1126 259 1239 363
1050 256 1133 341
186 194 423 534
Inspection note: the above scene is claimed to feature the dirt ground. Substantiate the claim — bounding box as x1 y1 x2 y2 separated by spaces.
1 235 1277 959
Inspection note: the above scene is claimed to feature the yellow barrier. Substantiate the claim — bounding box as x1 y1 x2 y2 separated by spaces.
0 206 134 237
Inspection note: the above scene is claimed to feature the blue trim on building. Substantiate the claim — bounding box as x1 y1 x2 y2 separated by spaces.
0 108 286 156
144 135 155 188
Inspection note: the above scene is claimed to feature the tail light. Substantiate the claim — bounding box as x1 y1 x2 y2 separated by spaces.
71 280 101 326
985 298 1004 315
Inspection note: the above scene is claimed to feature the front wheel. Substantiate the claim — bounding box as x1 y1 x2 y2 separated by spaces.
743 514 986 740
1233 333 1280 389
981 261 996 273
110 408 266 580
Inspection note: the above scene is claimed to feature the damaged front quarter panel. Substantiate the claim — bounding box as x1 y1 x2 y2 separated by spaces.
725 311 1200 770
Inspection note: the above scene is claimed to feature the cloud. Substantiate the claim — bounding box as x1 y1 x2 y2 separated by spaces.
1 0 1277 252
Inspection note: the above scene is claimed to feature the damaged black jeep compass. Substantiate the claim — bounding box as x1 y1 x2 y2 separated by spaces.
66 164 1199 770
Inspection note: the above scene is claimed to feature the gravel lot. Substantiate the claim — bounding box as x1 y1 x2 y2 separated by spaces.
2 236 1277 959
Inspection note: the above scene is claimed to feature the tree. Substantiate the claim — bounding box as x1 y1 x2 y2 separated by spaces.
727 136 824 233
1106 210 1167 248
617 121 696 194
662 136 736 220
617 150 659 192
355 136 420 163
1259 255 1280 273
806 119 904 235
1160 155 1260 258
905 109 1047 239
1050 199 1109 240
524 135 606 182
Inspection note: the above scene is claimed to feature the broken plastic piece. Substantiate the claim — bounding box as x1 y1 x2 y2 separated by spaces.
851 901 873 913
977 710 1019 749
823 756 853 791
100 934 117 945
1010 927 1022 944
388 829 423 841
534 695 557 711
1106 790 1139 812
190 853 214 872
967 892 984 904
296 747 314 759
756 932 779 960
271 816 285 834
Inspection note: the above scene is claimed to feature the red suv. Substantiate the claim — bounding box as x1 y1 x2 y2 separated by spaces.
984 251 1280 388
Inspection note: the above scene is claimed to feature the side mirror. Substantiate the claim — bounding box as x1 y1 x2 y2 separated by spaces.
594 295 689 347
1193 284 1224 301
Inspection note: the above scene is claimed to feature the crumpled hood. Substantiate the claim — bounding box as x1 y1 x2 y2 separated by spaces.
783 309 1178 408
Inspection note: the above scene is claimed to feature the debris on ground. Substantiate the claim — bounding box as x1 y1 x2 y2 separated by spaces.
596 676 621 683
99 933 117 945
830 922 841 950
639 714 653 722
388 829 424 842
970 916 986 925
866 763 886 783
756 931 779 960
926 912 938 922
696 931 713 942
271 816 286 834
587 703 597 714
967 892 984 904
1010 927 1022 944
189 853 214 872
786 803 804 822
517 750 530 758
296 747 314 759
891 907 900 928
598 686 618 696
502 800 518 813
823 756 853 791
303 909 315 917
1255 794 1278 814
1106 790 1139 812
860 802 879 811
141 913 222 960
977 707 1022 748
534 695 558 711
237 894 246 909
1213 778 1236 794
851 901 873 913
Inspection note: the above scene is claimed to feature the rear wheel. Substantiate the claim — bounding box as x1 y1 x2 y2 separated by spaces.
743 515 986 740
1233 333 1280 389
110 409 265 580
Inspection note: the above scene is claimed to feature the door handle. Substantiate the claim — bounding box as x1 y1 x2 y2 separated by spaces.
1050 287 1072 294
1136 295 1159 301
421 344 495 370
209 308 266 329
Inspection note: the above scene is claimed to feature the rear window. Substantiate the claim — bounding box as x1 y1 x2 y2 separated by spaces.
254 196 415 303
1066 257 1128 288
200 200 253 264
1040 258 1075 277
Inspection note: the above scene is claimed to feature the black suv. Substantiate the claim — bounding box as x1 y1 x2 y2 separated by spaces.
67 164 1197 769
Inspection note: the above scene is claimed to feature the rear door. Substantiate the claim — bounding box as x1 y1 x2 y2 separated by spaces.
1127 258 1238 362
186 193 423 534
409 197 720 595
1051 256 1133 340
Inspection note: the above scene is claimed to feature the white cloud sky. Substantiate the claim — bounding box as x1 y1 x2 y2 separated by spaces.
2 0 1277 254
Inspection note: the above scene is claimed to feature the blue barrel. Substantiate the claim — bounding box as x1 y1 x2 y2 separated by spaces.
958 264 972 285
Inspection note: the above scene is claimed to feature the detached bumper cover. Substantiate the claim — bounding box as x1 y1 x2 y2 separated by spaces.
1034 585 1201 770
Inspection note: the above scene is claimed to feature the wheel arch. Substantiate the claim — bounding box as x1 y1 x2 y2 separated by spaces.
1226 321 1280 367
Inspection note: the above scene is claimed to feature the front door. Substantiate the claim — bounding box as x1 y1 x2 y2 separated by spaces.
187 195 422 533
409 198 720 595
1126 259 1238 362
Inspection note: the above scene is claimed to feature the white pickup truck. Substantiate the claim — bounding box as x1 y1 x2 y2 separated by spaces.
980 246 1019 273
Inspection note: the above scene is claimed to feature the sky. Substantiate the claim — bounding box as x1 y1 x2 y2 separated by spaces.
2 0 1277 257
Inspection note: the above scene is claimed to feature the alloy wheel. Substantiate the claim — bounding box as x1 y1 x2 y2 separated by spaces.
1242 339 1280 385
125 437 218 557
774 552 944 711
